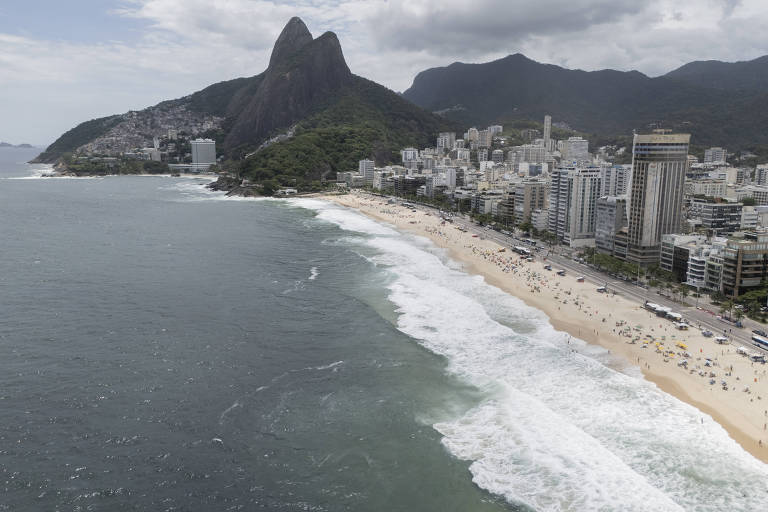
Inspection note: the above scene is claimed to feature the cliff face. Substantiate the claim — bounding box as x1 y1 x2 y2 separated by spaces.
223 20 353 151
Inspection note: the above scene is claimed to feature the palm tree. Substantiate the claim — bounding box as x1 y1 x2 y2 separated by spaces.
720 299 734 320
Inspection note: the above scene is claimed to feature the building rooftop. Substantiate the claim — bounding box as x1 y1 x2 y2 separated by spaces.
633 133 691 144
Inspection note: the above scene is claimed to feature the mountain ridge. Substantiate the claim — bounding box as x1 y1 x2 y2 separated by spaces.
402 53 768 150
33 17 453 191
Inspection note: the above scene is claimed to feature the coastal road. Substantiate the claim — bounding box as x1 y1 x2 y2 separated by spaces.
395 199 767 356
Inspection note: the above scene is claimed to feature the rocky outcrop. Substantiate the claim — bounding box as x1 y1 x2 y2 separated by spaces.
222 21 353 151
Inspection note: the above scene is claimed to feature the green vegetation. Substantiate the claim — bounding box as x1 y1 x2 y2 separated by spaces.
61 154 169 176
34 115 123 163
229 77 455 191
719 286 768 323
580 248 642 280
742 196 757 206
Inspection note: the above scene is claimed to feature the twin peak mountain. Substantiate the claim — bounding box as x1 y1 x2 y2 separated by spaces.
37 17 768 178
34 17 448 184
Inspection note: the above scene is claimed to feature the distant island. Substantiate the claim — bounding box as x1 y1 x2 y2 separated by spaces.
0 142 35 148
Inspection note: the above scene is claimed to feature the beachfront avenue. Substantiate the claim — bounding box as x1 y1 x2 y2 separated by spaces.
327 189 768 466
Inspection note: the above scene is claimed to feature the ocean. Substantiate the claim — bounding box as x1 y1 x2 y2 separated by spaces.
1 146 767 511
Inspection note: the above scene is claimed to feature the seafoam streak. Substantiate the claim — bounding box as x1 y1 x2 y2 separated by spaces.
293 198 768 512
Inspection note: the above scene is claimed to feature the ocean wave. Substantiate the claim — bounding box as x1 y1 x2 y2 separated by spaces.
4 166 104 180
166 180 279 202
297 200 768 511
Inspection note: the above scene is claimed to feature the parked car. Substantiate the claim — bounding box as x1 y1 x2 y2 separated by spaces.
752 329 768 337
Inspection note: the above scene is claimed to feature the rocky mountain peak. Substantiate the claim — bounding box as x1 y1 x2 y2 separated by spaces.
268 17 314 68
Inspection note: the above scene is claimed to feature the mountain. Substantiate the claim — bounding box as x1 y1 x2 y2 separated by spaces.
664 55 768 92
34 17 451 189
402 53 768 150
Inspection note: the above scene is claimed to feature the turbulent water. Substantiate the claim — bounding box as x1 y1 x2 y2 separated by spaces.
1 147 767 511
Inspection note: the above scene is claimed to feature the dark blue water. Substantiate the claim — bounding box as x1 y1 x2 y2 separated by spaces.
0 148 510 511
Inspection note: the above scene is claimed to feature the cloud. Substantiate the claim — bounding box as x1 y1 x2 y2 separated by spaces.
2 0 768 144
368 0 645 56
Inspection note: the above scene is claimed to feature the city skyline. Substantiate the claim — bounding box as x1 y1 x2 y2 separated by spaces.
2 0 768 144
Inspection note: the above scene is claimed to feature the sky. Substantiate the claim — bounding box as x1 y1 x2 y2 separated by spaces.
1 0 767 145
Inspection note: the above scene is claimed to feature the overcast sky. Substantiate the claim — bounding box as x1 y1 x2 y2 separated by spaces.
2 0 767 145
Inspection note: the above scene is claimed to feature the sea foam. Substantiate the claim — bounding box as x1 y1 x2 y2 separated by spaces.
294 199 768 511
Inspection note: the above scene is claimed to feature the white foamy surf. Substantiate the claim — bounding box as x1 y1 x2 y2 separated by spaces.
167 180 285 203
3 165 104 180
293 199 768 511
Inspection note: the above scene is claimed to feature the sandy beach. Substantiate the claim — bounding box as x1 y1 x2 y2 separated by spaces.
322 190 768 464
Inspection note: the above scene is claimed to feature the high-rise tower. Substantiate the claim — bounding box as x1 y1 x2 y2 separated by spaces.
543 115 552 151
625 132 690 265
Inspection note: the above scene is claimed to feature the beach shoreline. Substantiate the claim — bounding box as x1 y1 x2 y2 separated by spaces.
321 190 768 464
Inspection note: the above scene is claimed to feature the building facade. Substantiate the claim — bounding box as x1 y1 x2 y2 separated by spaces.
561 137 589 162
549 165 601 247
625 132 690 265
358 159 375 187
191 138 216 168
704 147 727 165
600 164 631 196
595 196 627 255
513 179 548 222
688 200 743 235
721 233 768 296
685 179 727 198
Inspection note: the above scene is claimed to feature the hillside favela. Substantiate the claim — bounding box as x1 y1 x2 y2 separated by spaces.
3 2 768 511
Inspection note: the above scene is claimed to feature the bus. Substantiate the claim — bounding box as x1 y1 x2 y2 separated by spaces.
514 246 531 256
752 335 768 351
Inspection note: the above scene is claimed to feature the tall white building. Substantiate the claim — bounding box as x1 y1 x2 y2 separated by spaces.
543 115 552 152
359 159 375 186
626 132 690 265
704 147 727 165
561 137 589 162
437 132 456 152
595 196 627 255
756 164 768 186
489 125 503 136
191 138 216 168
478 130 492 148
514 144 546 164
548 165 601 247
600 164 631 196
401 147 419 164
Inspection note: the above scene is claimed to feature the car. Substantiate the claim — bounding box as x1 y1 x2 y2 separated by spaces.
752 329 768 337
